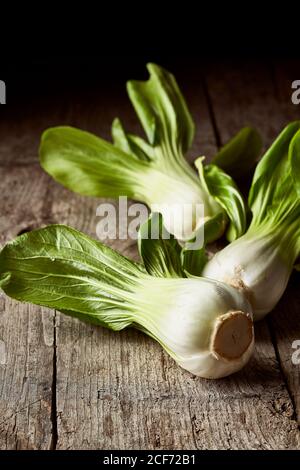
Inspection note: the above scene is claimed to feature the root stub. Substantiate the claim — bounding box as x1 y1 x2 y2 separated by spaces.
211 311 253 361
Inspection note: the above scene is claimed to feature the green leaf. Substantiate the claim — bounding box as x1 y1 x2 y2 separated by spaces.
211 127 262 179
138 212 225 278
112 118 152 161
181 245 206 277
138 213 184 278
181 211 227 276
249 121 300 226
127 63 195 160
0 225 146 330
195 157 247 241
111 117 137 158
40 126 149 199
40 65 253 245
289 128 300 197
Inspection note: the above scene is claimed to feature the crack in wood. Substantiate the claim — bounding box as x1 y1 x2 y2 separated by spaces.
0 394 52 428
267 317 299 428
1 61 300 449
201 74 222 148
50 313 58 450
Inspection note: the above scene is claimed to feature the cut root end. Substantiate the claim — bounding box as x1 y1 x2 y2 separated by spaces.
211 311 253 361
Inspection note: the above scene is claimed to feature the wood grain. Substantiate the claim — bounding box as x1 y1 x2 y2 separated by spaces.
269 59 300 424
0 167 55 449
0 62 299 449
205 60 300 427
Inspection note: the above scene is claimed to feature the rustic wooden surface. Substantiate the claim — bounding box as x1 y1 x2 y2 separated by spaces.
0 61 299 450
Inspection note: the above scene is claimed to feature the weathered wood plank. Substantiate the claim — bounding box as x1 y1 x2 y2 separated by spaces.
47 78 224 450
52 223 299 449
204 60 299 150
0 299 54 449
269 59 300 424
268 276 300 425
0 167 54 449
180 67 218 161
49 70 299 449
0 62 299 450
0 99 69 166
0 166 55 245
205 60 300 435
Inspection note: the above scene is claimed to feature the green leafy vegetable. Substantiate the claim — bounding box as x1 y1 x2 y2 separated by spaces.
126 63 194 156
0 225 254 379
203 122 300 321
195 157 247 241
40 63 249 242
138 213 184 278
137 211 220 278
40 126 148 199
181 243 207 278
112 118 152 161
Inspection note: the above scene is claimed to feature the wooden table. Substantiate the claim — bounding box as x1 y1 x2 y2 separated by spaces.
0 60 299 450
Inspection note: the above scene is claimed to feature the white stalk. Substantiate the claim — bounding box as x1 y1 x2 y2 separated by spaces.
140 166 223 241
132 277 254 378
202 230 294 321
0 225 254 380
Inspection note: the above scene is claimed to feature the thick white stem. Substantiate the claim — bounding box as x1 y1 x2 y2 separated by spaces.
132 277 254 379
202 232 292 321
140 167 222 240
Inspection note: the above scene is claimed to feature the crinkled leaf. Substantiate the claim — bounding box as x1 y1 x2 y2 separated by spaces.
40 126 149 199
195 157 247 241
127 63 195 160
112 118 152 161
0 225 146 330
249 121 300 226
211 127 262 179
138 213 184 278
111 117 137 158
137 212 220 278
289 128 300 197
181 245 206 277
39 65 249 245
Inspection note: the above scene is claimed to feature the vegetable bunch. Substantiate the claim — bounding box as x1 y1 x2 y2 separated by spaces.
0 64 299 379
39 64 261 242
0 225 253 379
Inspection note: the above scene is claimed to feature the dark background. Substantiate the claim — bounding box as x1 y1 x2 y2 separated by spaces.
1 5 299 103
2 55 299 107
1 10 300 453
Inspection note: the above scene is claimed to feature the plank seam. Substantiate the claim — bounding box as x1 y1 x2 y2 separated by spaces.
50 312 58 450
188 399 199 450
267 317 299 428
266 60 299 430
201 74 222 148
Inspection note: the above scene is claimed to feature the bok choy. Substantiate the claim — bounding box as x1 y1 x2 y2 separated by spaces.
0 225 254 378
39 64 261 242
202 122 300 320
